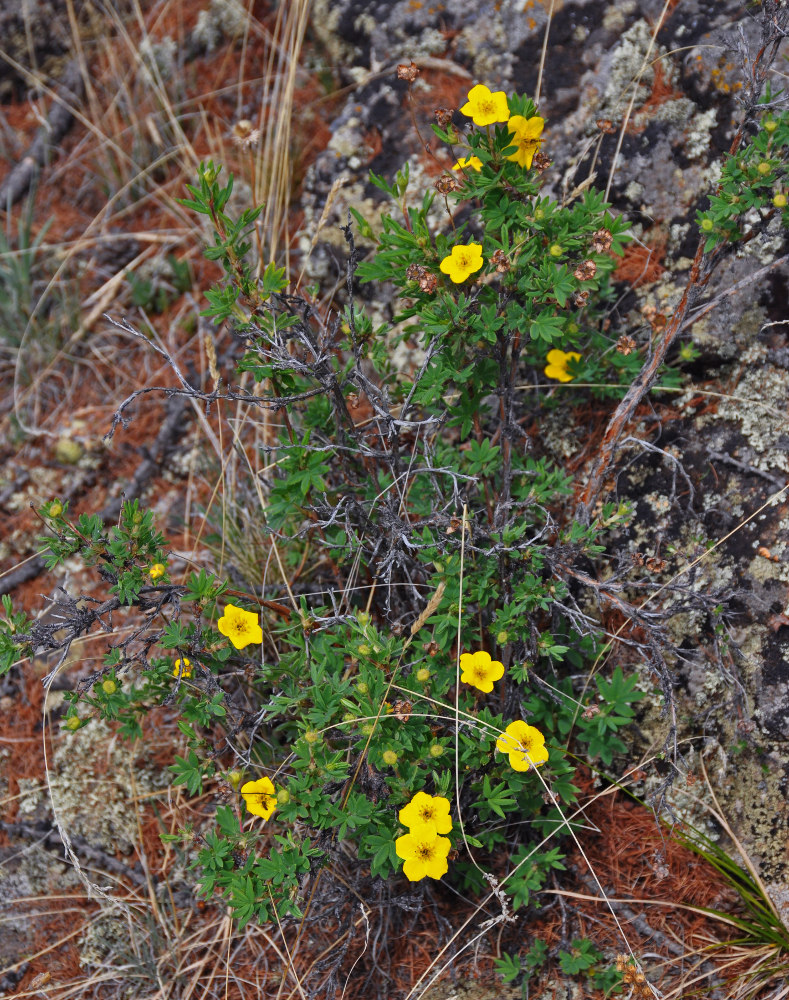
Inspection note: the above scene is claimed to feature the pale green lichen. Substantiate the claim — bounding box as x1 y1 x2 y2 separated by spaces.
50 720 167 852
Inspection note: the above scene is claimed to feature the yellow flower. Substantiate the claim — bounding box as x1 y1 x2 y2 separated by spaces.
459 650 505 693
439 242 484 284
505 115 545 169
240 776 277 820
452 155 483 172
496 721 550 771
395 824 451 881
149 563 166 580
217 603 263 650
172 657 192 678
399 791 453 834
460 84 510 127
544 348 581 383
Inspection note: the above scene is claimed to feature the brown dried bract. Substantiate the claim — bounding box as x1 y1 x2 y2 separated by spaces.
645 555 667 573
573 289 590 307
491 248 510 273
591 228 613 253
397 61 419 82
574 259 597 281
434 107 453 128
616 334 637 355
582 704 600 719
596 118 617 134
423 640 440 656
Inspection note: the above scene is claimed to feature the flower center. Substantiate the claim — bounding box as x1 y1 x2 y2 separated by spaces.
473 666 487 680
416 843 434 860
419 805 435 823
479 99 495 115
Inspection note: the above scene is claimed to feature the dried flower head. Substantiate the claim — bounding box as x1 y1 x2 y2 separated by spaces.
491 248 510 273
582 703 600 719
616 334 637 355
531 149 551 172
434 107 453 128
396 61 419 82
405 263 437 293
232 119 261 148
573 290 589 307
435 174 462 194
591 228 614 253
574 259 597 281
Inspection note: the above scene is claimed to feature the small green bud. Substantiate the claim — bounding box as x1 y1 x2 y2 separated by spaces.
101 679 117 695
357 681 369 695
496 630 509 644
228 770 243 788
132 511 144 525
757 161 771 176
701 218 714 232
361 723 375 736
416 667 431 682
48 500 63 518
357 611 370 627
304 729 320 745
358 644 371 656
773 193 787 208
276 788 290 805
549 244 563 257
429 743 445 758
65 715 82 731
764 119 778 133
534 207 545 220
382 749 398 767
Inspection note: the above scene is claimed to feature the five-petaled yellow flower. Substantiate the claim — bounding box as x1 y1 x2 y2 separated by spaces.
217 603 263 649
505 115 545 169
399 791 453 834
545 348 581 383
395 824 452 881
149 563 166 580
172 657 192 678
452 155 483 172
460 84 510 127
496 721 550 771
440 242 484 284
459 650 505 693
241 776 277 820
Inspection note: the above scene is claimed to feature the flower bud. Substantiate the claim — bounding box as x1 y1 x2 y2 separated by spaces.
764 119 778 133
549 244 563 257
48 500 64 518
429 743 445 758
65 716 81 731
304 729 320 745
101 679 117 695
701 218 714 232
276 788 290 805
382 749 398 767
416 667 431 682
773 193 787 208
757 161 771 176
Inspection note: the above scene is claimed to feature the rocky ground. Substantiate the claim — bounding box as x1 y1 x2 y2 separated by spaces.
1 1 788 997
